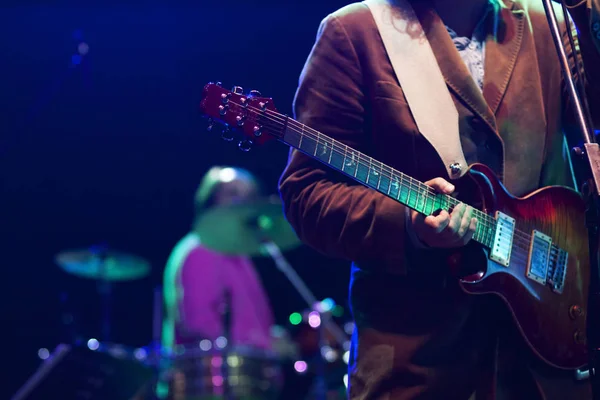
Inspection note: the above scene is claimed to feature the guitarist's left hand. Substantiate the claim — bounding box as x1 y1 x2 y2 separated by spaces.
409 177 478 249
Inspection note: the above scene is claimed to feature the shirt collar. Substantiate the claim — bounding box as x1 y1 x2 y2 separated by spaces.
445 0 499 41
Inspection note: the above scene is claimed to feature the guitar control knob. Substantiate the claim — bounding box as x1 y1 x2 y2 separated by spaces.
253 126 262 137
574 330 586 345
569 305 584 319
232 86 244 94
221 127 234 142
238 139 253 152
249 90 262 97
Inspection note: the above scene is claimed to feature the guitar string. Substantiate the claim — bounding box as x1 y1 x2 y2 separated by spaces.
272 109 564 269
233 99 502 238
257 105 564 255
256 103 542 247
216 99 562 257
252 103 562 254
266 111 522 242
223 100 499 240
274 114 558 260
251 104 507 234
226 100 556 252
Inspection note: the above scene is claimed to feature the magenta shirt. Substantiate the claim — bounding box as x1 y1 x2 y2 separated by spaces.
167 237 274 350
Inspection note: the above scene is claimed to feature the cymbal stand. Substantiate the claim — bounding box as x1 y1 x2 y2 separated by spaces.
144 286 163 400
59 291 79 343
91 246 112 342
541 1 599 397
261 240 349 400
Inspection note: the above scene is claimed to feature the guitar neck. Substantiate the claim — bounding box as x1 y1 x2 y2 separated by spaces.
277 116 496 248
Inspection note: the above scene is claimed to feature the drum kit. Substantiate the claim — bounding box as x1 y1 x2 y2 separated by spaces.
52 197 352 400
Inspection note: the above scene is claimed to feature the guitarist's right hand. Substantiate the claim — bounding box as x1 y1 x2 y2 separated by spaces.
409 177 477 248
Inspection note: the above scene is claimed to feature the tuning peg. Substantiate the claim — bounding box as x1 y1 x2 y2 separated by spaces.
238 139 253 151
221 127 234 141
207 118 214 132
216 82 222 87
249 90 261 97
232 86 244 94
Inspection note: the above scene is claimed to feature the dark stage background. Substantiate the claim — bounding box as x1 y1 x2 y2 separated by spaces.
0 2 353 397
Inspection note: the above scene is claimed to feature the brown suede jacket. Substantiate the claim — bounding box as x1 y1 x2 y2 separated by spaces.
279 1 599 399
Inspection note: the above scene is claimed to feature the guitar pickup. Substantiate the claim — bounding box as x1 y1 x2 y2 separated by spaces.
526 230 552 286
489 212 515 267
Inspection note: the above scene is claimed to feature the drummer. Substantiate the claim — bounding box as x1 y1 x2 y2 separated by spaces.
162 166 275 352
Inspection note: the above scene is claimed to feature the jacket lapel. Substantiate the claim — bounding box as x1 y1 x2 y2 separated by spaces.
482 0 525 114
412 1 526 133
413 2 497 133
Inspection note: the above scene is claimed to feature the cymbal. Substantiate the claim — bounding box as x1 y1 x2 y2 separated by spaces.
55 247 151 281
194 196 301 256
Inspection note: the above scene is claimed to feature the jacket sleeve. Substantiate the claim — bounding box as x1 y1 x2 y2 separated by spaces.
278 14 413 273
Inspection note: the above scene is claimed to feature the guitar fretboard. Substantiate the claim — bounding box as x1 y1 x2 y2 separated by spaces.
272 115 497 248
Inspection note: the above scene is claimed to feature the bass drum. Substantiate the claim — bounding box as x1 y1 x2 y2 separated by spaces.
161 343 284 400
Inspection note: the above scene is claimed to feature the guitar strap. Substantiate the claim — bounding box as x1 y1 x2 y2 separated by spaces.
363 0 468 179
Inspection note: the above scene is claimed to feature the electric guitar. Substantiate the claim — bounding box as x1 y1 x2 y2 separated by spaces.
199 82 590 370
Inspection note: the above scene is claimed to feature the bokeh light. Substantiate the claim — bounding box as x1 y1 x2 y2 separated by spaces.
294 360 308 373
289 312 302 325
37 348 50 360
87 338 99 351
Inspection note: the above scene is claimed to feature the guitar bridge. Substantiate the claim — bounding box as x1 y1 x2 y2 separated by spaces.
489 212 515 267
526 230 552 286
549 247 568 294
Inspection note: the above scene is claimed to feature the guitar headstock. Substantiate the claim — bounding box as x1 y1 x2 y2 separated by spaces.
199 82 281 151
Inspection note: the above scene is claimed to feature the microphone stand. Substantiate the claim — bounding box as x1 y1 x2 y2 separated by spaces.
541 1 599 397
148 286 163 400
220 289 233 400
260 240 348 400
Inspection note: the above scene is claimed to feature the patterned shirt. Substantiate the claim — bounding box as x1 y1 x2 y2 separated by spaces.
445 1 499 91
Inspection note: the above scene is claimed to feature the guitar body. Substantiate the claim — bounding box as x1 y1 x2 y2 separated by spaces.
456 163 590 370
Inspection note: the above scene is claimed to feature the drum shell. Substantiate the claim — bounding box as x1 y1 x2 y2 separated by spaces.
163 345 284 400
